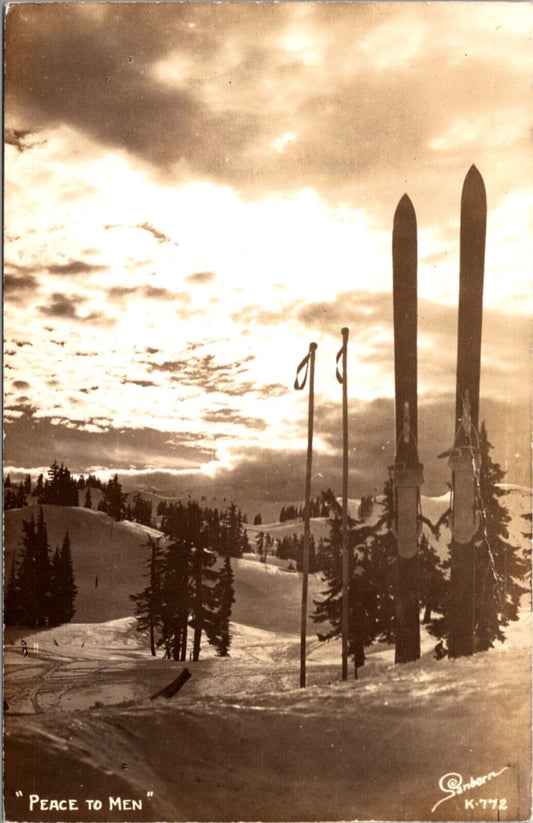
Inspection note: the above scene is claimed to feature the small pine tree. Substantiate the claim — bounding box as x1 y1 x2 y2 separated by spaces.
472 424 529 650
84 486 92 509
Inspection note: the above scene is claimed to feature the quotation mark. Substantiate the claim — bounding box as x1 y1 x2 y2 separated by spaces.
16 791 23 797
147 792 154 798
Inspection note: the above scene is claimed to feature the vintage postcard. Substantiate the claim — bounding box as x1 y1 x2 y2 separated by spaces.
3 2 532 822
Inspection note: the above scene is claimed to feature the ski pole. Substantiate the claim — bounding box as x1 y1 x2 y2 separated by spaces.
294 341 318 688
336 327 350 680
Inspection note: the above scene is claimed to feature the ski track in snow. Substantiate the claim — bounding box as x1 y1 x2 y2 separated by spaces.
4 612 532 822
4 496 532 822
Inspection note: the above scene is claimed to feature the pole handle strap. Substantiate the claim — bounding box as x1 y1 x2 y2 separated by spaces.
294 353 311 390
335 346 344 384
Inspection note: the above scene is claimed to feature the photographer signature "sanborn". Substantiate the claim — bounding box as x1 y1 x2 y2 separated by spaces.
431 767 509 813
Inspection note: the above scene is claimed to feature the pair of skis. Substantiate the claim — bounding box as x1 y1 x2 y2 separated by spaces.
393 165 486 661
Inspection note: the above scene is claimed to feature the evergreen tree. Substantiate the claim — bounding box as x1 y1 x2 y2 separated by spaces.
49 546 63 626
127 493 153 526
419 533 448 628
57 530 77 623
190 545 219 661
4 481 27 510
160 538 190 660
131 497 242 660
35 473 44 498
48 531 77 626
472 424 529 650
39 461 79 506
84 486 93 509
130 536 164 655
253 513 262 525
98 474 126 521
255 530 265 558
14 508 51 627
313 477 445 675
206 553 235 656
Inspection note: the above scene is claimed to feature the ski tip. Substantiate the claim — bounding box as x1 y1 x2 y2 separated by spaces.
394 194 416 223
463 164 486 196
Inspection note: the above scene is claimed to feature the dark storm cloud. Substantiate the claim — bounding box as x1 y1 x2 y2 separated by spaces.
48 260 106 276
5 3 526 210
5 4 260 178
186 271 216 285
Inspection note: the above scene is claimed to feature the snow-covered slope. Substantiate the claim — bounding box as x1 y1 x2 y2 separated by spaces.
4 505 162 622
4 614 531 821
3 491 532 822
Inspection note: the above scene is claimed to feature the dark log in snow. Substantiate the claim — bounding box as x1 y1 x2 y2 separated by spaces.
150 667 192 700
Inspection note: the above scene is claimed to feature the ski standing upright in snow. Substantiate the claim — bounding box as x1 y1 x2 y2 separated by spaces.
392 194 424 663
446 165 486 658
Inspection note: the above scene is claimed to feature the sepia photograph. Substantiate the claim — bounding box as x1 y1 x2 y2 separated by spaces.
3 2 532 821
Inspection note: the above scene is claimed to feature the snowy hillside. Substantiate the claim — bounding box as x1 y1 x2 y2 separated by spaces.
4 612 531 821
4 491 531 821
4 505 161 622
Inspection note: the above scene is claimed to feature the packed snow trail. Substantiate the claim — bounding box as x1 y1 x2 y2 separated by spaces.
4 615 531 822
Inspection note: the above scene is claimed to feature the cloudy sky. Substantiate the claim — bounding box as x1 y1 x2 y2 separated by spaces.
4 2 532 500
